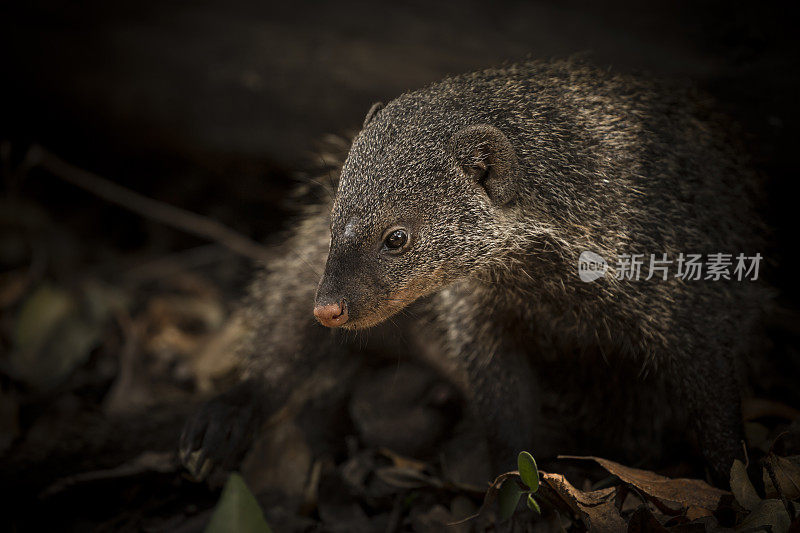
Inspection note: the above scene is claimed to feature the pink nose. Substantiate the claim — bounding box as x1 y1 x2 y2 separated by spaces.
314 300 348 327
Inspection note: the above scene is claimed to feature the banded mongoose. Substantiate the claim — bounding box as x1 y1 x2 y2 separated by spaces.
180 60 768 485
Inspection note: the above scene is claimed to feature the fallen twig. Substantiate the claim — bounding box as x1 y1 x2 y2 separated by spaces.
39 451 177 498
25 145 272 263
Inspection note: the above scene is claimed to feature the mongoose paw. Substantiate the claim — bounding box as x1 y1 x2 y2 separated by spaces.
179 387 263 480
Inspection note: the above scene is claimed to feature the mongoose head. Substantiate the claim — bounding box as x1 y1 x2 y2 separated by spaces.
314 96 521 329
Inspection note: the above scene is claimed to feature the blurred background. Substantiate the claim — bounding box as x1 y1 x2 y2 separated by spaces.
1 1 799 531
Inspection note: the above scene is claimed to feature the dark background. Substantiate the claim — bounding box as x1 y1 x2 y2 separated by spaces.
1 0 798 296
1 1 799 531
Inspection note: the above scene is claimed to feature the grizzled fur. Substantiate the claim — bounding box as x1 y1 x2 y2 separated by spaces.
181 60 768 485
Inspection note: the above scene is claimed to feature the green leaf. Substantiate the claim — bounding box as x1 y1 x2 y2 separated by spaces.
518 451 539 492
205 473 272 533
498 479 522 521
9 285 103 390
14 284 73 352
527 494 541 514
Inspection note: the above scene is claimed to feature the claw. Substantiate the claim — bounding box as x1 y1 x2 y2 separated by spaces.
178 385 264 479
182 448 213 480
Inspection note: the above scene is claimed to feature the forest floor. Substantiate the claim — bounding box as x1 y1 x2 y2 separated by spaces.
1 138 799 532
1 3 799 529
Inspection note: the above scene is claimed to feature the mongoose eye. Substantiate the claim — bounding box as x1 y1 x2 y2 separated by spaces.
383 229 409 251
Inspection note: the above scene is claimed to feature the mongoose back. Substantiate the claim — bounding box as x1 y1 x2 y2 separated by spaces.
181 60 768 485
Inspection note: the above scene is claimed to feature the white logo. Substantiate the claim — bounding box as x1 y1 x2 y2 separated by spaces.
578 251 608 282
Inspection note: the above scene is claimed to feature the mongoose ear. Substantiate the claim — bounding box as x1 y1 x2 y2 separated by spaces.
448 124 519 205
363 102 384 128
